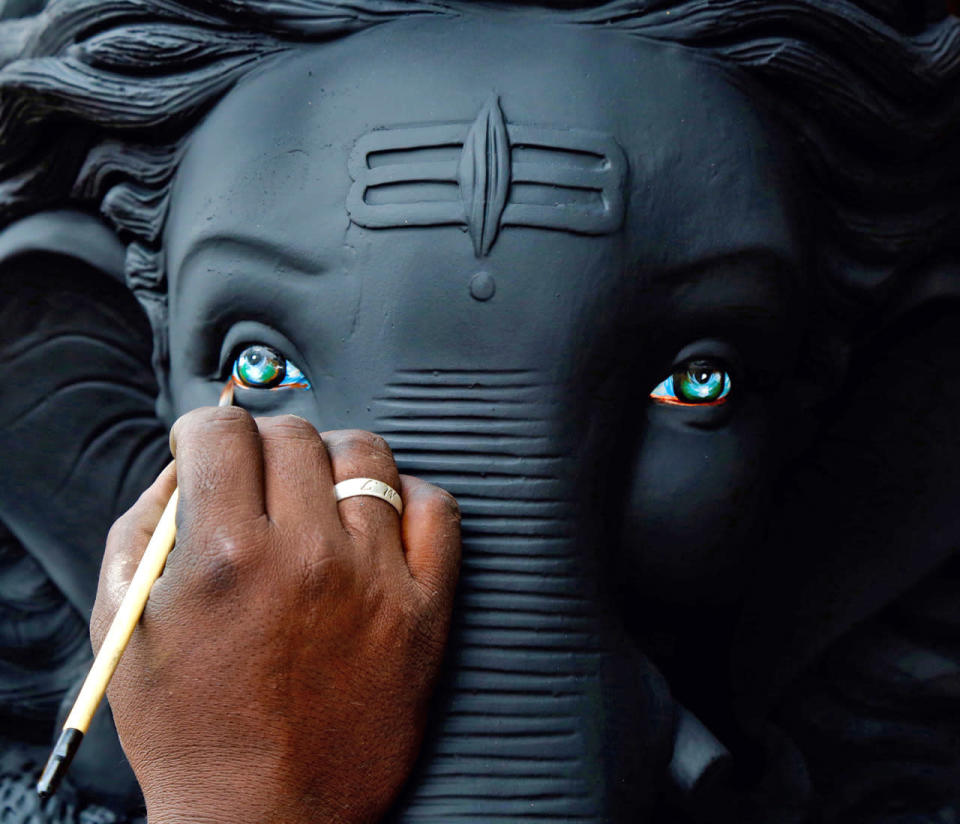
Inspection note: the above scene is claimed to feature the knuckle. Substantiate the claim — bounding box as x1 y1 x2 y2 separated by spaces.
336 429 394 461
432 488 461 521
174 406 255 448
256 414 319 442
176 404 252 431
105 511 132 549
191 518 266 594
193 407 256 438
195 541 243 594
103 512 145 572
197 551 240 595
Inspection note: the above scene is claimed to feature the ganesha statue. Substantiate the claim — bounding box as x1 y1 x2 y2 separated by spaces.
0 0 959 822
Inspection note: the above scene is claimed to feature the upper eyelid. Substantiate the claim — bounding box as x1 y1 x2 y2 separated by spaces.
217 321 308 378
661 341 743 381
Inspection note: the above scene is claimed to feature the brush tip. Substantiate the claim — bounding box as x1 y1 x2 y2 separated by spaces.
218 379 236 408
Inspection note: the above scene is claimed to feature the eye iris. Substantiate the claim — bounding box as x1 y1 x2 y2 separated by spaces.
675 361 725 403
236 345 285 388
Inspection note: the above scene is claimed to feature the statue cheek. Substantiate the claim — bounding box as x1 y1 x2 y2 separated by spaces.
617 403 773 607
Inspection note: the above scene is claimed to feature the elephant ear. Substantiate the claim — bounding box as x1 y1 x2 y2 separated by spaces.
732 267 960 718
0 210 165 812
0 210 168 616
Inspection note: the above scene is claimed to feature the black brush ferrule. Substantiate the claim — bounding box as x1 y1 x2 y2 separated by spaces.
37 727 84 800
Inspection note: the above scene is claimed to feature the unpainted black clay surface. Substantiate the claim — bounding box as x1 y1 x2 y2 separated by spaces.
1 2 959 822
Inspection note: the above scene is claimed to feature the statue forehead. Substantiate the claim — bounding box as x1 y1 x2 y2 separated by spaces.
166 17 798 283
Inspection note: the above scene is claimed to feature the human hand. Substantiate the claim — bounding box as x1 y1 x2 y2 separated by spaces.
90 408 461 824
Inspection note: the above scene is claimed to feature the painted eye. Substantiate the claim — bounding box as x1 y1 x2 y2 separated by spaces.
650 360 731 406
231 344 310 391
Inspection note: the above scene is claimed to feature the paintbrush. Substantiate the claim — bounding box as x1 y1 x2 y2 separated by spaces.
37 379 237 799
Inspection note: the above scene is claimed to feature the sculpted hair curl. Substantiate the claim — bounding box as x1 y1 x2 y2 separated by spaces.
0 0 958 374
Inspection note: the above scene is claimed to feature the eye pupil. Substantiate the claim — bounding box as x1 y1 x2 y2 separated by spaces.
674 360 727 403
236 344 285 388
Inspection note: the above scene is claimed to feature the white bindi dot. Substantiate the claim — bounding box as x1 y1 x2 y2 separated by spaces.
469 271 496 301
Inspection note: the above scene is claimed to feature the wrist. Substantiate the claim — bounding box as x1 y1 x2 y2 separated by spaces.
147 797 333 824
142 773 319 824
143 777 369 824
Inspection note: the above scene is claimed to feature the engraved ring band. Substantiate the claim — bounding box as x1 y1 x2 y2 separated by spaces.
333 477 403 517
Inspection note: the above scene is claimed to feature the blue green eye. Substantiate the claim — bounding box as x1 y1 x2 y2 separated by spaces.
231 344 310 391
650 360 731 406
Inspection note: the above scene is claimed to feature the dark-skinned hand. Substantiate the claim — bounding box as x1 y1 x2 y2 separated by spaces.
90 407 461 824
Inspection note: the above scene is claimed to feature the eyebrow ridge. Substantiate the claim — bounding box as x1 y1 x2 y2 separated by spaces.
176 231 328 282
645 247 801 289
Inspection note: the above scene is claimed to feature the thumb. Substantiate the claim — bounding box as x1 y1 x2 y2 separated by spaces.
90 461 178 653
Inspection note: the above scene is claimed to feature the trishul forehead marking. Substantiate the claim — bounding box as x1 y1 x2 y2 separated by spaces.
346 95 628 257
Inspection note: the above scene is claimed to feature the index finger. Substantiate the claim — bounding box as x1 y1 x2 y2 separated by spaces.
169 406 266 529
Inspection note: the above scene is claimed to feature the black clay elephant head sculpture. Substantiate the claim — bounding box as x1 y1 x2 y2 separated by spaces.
1 1 959 822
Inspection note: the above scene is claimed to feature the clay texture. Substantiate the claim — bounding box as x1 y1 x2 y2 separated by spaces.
1 1 959 822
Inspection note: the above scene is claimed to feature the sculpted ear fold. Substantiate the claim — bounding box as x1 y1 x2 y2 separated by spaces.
0 209 126 278
733 273 960 719
0 209 168 614
0 208 176 421
729 257 960 817
0 209 154 809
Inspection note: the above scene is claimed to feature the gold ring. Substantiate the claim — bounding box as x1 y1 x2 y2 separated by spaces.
333 477 403 516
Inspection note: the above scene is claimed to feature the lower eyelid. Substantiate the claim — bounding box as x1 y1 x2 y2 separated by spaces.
652 395 729 407
276 374 311 390
231 375 312 392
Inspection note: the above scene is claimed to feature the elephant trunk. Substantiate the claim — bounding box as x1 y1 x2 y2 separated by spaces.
374 367 672 822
